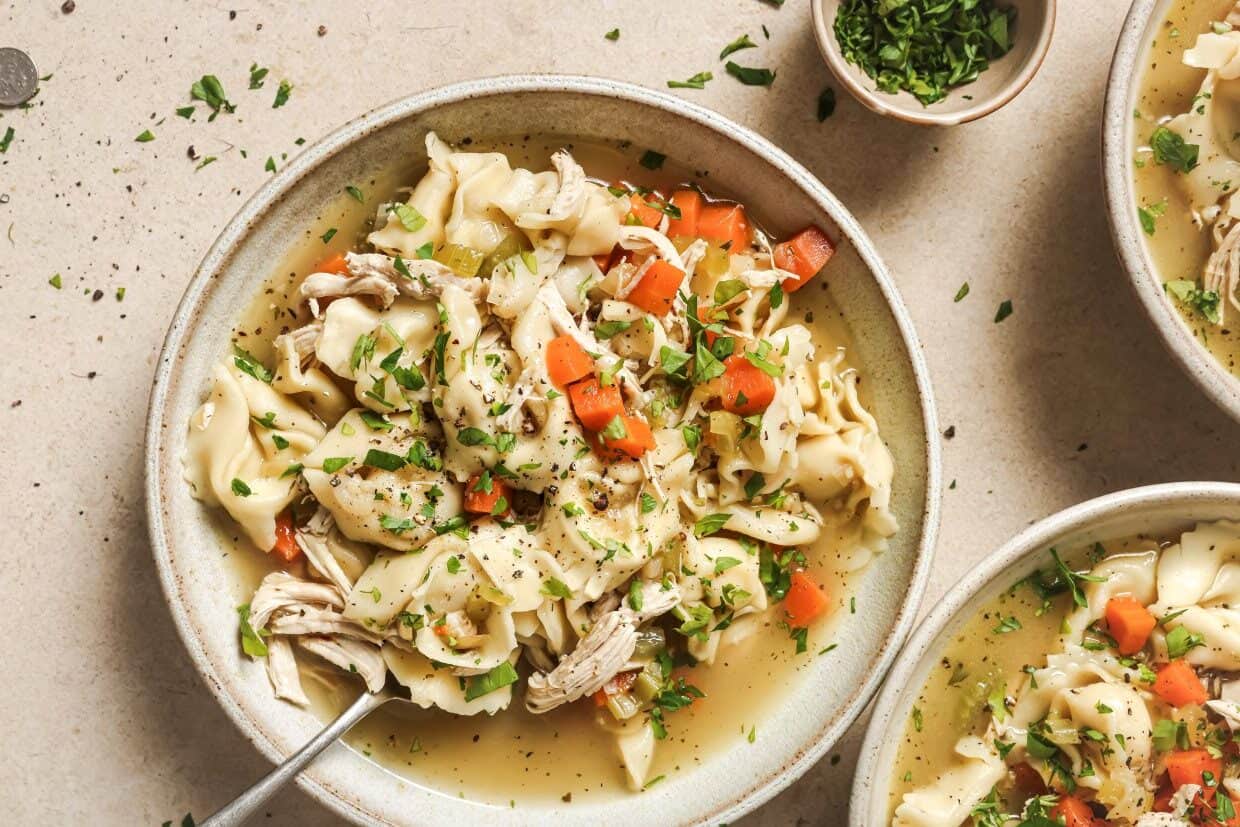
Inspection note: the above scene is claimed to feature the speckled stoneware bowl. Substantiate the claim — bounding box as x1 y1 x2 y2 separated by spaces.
145 75 940 826
1103 0 1240 423
812 0 1056 126
851 481 1240 825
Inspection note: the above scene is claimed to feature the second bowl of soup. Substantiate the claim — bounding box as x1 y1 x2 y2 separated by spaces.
853 481 1240 826
1107 0 1240 421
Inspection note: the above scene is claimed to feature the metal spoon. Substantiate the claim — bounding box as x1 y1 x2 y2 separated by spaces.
202 688 395 827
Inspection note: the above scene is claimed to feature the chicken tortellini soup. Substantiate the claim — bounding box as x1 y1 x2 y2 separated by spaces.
183 132 897 798
889 523 1240 827
1135 1 1240 373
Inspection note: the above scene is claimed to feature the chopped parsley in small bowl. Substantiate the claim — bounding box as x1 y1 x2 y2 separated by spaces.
811 0 1056 126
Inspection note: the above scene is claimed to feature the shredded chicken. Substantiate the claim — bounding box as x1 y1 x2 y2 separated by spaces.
249 570 344 630
274 322 322 364
300 251 484 311
295 507 355 593
494 363 541 433
298 636 387 693
1208 697 1240 730
265 635 310 706
1135 815 1193 827
1205 218 1240 322
617 225 684 270
268 605 385 643
525 582 680 713
517 149 587 229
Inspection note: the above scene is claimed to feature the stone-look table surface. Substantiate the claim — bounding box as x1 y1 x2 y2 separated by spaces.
2 1 1234 824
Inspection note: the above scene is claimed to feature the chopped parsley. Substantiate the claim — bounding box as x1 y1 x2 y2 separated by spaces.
272 79 293 108
541 577 574 599
694 513 731 538
135 129 155 143
248 63 268 89
190 74 234 120
463 662 519 701
1150 126 1200 173
725 61 775 87
237 604 269 657
834 0 1015 106
1166 279 1222 324
639 149 666 170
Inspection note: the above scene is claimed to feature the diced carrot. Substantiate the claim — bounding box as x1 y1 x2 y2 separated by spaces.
774 226 835 292
1154 659 1208 707
464 474 511 516
696 302 725 346
568 377 625 431
697 202 750 253
272 510 301 563
314 253 351 275
591 670 638 706
1049 795 1100 827
784 571 830 627
584 430 625 462
626 259 685 316
666 189 703 237
1165 749 1223 800
1105 595 1156 655
603 414 656 459
546 335 594 388
720 353 776 415
628 192 665 229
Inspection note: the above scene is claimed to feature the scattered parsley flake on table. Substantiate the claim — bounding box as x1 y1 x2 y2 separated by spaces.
725 61 775 87
720 34 756 60
667 72 712 90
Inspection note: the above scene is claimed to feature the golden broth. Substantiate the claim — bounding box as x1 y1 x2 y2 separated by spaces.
218 135 877 804
884 534 1165 823
1133 0 1240 372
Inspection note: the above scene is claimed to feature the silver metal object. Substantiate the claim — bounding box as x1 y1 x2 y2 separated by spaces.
0 47 38 107
201 689 393 827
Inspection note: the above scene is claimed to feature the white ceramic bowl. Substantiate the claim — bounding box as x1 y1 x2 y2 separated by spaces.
850 481 1240 825
145 75 940 826
812 0 1056 126
1103 0 1240 423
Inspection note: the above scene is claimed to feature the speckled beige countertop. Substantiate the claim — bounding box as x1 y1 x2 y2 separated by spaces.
2 1 1236 824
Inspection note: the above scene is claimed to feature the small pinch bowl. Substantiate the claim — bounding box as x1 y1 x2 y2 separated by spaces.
1103 0 1240 423
850 481 1240 825
812 0 1057 126
145 76 940 826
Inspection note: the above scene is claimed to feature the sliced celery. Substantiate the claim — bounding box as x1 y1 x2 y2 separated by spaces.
434 243 486 277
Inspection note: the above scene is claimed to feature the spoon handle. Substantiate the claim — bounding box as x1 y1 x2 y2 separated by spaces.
202 691 386 827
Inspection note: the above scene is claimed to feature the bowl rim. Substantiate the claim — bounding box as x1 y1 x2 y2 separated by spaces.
144 73 942 826
1102 0 1240 424
848 479 1240 825
810 0 1058 127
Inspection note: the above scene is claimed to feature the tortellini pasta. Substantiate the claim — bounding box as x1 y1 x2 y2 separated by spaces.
184 131 896 793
